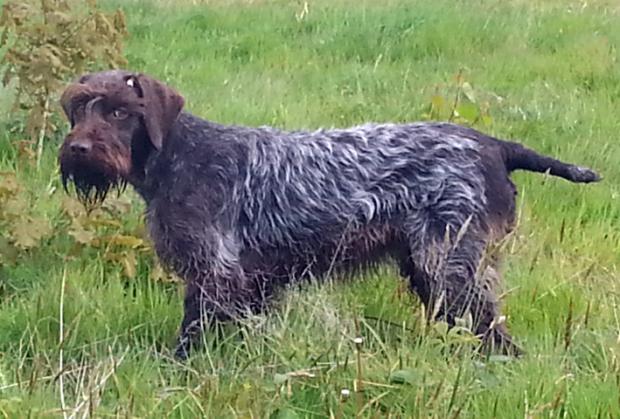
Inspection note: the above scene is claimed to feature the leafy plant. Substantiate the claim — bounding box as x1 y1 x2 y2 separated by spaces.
422 70 498 127
0 170 160 279
0 172 51 264
0 0 128 167
59 195 159 280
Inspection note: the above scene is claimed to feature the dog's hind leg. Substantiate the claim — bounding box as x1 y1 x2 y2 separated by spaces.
399 213 522 356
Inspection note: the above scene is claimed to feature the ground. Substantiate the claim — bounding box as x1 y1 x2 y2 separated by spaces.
0 0 619 417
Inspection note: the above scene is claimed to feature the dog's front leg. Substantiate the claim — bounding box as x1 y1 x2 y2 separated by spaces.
153 228 251 360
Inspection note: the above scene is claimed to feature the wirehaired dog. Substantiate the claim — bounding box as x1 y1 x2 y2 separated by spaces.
58 70 600 359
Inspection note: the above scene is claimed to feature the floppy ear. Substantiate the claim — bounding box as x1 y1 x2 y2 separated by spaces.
60 83 90 126
131 73 185 150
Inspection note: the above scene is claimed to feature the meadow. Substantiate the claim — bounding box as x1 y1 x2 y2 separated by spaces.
0 0 619 417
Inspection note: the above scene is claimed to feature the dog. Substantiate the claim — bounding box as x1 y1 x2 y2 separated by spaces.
58 69 600 359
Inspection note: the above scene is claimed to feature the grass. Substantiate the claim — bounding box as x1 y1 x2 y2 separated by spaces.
1 0 619 416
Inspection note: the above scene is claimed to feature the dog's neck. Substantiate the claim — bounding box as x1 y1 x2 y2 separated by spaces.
126 144 159 202
124 112 223 204
125 115 187 203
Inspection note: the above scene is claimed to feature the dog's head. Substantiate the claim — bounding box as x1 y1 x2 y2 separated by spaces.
58 70 184 206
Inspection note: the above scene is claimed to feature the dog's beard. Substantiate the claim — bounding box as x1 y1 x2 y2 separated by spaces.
60 163 126 209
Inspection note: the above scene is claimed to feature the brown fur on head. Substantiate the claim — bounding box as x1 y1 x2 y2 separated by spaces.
58 70 184 206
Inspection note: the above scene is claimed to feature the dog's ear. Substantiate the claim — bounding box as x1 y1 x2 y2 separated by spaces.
60 83 90 126
130 73 185 150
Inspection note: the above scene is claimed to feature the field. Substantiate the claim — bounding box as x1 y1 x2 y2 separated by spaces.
1 0 619 417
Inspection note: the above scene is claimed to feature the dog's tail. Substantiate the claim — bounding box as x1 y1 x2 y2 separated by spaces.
503 141 601 183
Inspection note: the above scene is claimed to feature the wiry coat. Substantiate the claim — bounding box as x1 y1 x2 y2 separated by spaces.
58 70 600 359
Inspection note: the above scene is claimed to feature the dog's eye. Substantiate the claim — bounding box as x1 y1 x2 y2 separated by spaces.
111 109 129 120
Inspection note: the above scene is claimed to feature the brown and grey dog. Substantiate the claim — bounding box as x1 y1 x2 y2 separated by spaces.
58 70 600 359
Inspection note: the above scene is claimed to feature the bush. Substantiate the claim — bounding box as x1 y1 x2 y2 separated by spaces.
0 0 128 166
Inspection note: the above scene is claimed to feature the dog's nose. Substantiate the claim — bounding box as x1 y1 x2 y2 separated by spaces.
69 140 92 155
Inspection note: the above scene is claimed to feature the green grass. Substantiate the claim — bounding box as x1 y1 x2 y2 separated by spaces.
1 0 620 416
